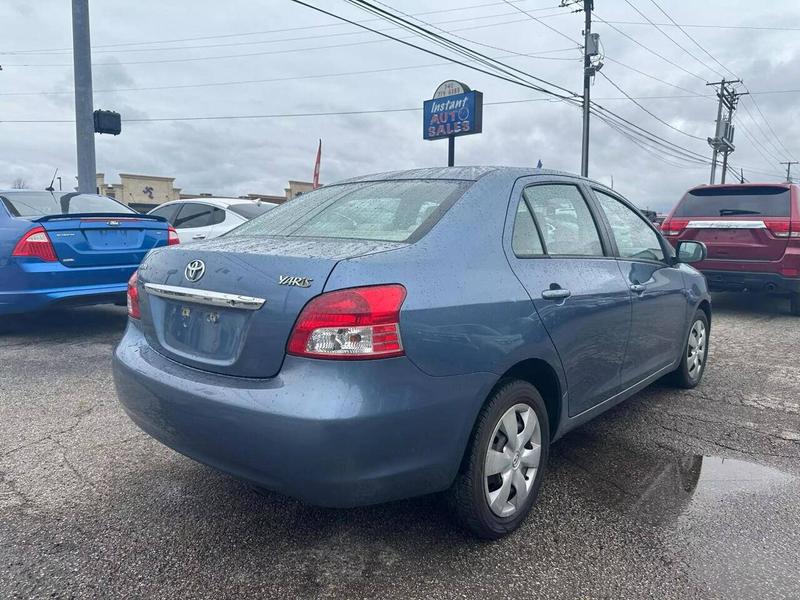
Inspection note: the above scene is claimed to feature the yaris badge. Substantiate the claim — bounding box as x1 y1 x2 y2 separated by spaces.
278 275 313 288
185 260 206 282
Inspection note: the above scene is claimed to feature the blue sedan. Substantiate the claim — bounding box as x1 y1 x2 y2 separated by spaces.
113 167 711 538
0 190 178 316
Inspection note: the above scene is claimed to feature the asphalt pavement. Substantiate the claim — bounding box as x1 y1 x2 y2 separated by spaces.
1 293 799 599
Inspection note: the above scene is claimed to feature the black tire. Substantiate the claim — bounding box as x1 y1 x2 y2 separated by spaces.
790 293 800 316
669 309 710 389
449 380 550 540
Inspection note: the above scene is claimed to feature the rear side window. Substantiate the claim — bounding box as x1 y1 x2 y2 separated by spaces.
229 180 471 243
523 184 604 256
174 204 225 228
512 199 544 256
149 204 181 225
675 186 790 217
0 192 133 218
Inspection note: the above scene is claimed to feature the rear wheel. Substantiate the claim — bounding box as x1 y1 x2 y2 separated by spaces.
450 380 549 539
669 310 709 389
790 293 800 316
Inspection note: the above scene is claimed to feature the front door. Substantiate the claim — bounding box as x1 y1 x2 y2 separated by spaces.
591 188 689 385
506 181 632 417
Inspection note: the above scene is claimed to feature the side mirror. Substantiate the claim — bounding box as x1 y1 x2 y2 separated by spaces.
676 240 707 264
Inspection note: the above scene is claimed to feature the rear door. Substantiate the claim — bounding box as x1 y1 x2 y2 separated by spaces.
591 187 688 383
173 202 226 242
669 186 791 262
505 180 632 416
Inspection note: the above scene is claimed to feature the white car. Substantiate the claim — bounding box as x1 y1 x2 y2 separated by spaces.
148 197 277 243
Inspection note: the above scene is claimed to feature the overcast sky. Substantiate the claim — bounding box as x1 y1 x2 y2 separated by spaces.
1 0 799 211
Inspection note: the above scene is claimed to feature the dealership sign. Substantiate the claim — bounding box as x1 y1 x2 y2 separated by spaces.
423 81 483 141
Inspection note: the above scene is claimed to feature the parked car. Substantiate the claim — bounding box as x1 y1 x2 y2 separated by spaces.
148 197 277 243
113 167 710 538
0 190 178 316
661 183 800 315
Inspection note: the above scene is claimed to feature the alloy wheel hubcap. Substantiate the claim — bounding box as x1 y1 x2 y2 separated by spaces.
484 403 542 518
686 319 706 379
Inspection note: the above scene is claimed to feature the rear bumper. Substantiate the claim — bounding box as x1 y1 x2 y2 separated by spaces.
0 260 136 315
113 324 495 507
701 269 800 294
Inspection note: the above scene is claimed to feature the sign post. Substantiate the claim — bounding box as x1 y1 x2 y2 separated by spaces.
423 80 483 167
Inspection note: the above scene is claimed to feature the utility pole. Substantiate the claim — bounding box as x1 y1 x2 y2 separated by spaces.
72 0 96 194
707 79 745 185
580 0 592 178
780 161 799 183
563 0 601 177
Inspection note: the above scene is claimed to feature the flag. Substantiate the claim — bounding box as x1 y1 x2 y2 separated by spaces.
536 159 543 169
312 139 322 189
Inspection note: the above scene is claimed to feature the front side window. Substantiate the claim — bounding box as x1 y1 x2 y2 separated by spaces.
523 184 604 256
594 189 665 262
511 198 544 256
229 180 471 243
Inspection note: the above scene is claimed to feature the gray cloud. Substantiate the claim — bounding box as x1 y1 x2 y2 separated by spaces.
1 0 798 211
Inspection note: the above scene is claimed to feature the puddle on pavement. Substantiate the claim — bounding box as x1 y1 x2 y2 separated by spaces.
553 432 795 525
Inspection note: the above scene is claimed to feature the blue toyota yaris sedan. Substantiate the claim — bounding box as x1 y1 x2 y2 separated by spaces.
0 190 178 316
113 167 711 538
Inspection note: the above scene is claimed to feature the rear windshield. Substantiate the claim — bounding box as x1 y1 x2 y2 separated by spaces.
675 186 790 217
228 202 277 220
228 179 472 243
0 192 134 218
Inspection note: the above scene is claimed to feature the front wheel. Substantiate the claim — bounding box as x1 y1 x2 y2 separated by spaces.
449 380 550 539
669 310 710 389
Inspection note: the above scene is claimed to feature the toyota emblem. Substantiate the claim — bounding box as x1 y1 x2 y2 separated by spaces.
184 259 206 283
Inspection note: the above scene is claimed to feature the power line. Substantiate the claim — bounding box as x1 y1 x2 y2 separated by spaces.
333 0 580 98
585 20 800 33
499 0 582 45
592 12 707 83
1 16 578 67
1 8 572 57
622 0 725 79
645 0 796 161
0 49 581 97
597 71 705 141
0 97 559 123
1 1 563 54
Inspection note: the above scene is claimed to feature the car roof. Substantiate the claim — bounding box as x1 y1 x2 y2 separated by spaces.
687 182 796 193
335 166 594 185
152 197 256 210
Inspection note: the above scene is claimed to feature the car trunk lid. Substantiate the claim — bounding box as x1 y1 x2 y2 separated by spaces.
668 186 791 262
136 235 405 378
37 214 169 267
677 217 789 261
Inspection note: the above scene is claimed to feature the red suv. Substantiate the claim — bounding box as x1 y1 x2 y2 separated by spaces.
662 183 800 315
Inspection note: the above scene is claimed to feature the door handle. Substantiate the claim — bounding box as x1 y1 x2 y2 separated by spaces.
541 288 571 300
192 234 207 240
630 283 646 294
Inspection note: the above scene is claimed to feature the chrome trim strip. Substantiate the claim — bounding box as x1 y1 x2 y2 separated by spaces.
686 220 765 229
144 283 265 310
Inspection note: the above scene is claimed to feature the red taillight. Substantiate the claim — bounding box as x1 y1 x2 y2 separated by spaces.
11 226 58 262
765 220 800 238
127 271 141 319
287 285 406 360
661 218 688 236
167 226 180 245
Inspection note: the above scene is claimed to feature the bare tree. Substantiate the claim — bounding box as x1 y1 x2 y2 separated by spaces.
12 177 26 189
